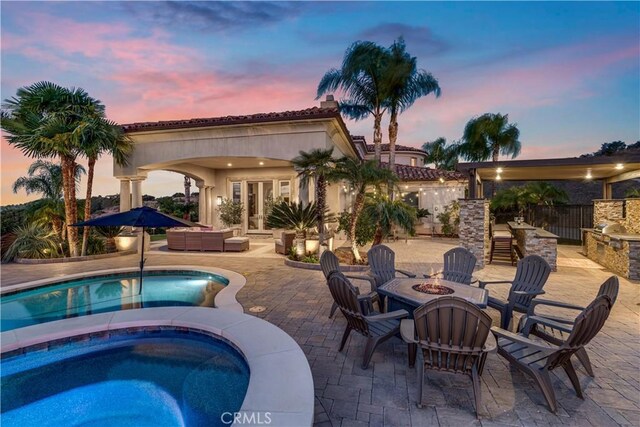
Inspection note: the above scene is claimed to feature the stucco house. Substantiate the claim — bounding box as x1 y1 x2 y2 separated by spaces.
116 97 466 235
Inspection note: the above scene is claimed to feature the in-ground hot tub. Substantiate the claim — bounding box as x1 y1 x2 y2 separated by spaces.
1 307 315 427
2 329 249 427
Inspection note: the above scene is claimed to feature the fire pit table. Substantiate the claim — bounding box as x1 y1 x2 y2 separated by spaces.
378 278 488 317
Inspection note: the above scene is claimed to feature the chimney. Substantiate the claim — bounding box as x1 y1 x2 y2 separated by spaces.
320 94 338 109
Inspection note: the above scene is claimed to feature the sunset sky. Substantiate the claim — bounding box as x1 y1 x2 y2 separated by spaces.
2 1 639 205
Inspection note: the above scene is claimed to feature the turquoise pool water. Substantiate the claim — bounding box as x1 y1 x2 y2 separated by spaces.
1 271 228 332
1 330 249 427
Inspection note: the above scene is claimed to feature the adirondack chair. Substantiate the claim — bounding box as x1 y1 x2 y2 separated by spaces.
327 271 408 369
320 251 381 318
367 244 416 290
518 276 619 377
401 296 495 417
424 247 477 285
479 255 551 330
492 295 613 413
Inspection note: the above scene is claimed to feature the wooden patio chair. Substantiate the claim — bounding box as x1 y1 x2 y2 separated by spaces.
479 255 551 330
400 296 495 417
491 295 612 413
320 251 381 318
367 244 416 290
327 271 409 369
518 276 619 377
424 247 477 285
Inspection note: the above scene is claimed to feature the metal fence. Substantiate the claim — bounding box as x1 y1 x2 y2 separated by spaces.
494 205 593 243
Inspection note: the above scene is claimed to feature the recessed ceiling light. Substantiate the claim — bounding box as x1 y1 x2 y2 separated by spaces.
227 163 232 167
259 161 264 166
615 163 624 170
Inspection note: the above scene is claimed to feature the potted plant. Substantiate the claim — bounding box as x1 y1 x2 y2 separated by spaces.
218 198 244 233
266 201 317 257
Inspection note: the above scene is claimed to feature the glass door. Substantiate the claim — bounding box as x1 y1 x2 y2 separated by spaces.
247 181 273 233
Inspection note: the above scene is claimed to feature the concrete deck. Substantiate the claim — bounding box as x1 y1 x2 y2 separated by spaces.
2 238 639 426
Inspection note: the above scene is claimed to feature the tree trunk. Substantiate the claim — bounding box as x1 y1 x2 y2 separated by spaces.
373 113 383 165
388 111 399 173
316 174 326 250
81 156 96 257
372 226 383 246
106 237 117 253
61 156 78 257
349 193 365 262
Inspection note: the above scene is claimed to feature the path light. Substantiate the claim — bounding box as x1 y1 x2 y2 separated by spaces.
615 163 624 170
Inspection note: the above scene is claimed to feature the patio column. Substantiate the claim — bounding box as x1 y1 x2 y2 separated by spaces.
206 186 214 225
458 198 490 268
119 179 131 212
131 179 144 208
197 183 206 224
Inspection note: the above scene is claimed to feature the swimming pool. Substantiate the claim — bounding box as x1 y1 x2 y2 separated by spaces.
1 329 249 427
1 270 229 332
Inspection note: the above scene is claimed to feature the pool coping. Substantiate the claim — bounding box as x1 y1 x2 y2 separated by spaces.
0 265 245 313
1 307 314 427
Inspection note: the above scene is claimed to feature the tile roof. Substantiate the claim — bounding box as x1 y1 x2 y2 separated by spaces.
122 107 343 133
381 162 466 182
365 143 427 154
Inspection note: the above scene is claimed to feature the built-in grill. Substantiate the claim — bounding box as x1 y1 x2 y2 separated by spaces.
594 221 627 235
592 221 627 244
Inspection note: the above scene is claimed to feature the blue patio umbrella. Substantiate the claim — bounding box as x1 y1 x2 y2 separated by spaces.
73 206 196 290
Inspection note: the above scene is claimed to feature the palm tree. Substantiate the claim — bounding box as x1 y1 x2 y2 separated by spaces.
2 223 61 261
383 39 441 173
2 82 112 256
422 137 459 170
291 148 335 249
362 194 417 245
266 201 318 256
13 160 85 239
457 113 521 195
458 113 521 162
317 41 389 164
332 158 398 261
525 182 568 206
79 117 133 256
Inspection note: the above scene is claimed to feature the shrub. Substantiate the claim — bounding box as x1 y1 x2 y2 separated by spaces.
219 198 244 227
437 201 460 237
336 210 376 247
3 223 62 261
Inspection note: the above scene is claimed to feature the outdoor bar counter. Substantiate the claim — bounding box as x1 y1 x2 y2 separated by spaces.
507 221 559 271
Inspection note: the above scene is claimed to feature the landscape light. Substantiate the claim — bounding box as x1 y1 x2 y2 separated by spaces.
496 167 503 173
615 163 624 170
259 161 264 166
586 169 593 179
496 174 502 181
227 163 232 167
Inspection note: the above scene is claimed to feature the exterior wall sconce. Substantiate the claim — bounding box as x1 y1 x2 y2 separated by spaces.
216 196 223 206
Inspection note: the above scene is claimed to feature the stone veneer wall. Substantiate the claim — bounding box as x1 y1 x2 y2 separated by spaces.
512 229 557 272
584 232 640 280
623 199 640 234
458 199 489 268
593 200 624 224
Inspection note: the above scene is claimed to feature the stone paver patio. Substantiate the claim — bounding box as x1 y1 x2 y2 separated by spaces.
2 238 639 426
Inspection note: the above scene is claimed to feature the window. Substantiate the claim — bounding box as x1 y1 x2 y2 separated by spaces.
231 182 241 203
279 180 291 203
410 157 418 167
402 191 419 208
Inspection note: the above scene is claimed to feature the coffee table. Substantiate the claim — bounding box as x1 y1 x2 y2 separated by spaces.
378 278 488 317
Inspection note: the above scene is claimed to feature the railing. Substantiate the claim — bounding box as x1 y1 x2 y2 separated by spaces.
494 205 593 243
